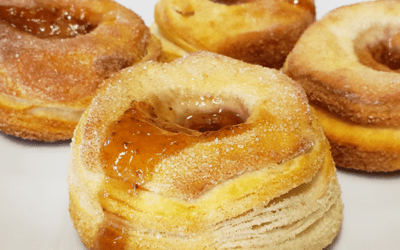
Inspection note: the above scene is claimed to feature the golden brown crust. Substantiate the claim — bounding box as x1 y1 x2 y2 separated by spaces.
331 143 400 172
0 103 80 141
68 52 343 249
313 106 400 172
0 0 161 141
152 0 315 68
282 1 400 171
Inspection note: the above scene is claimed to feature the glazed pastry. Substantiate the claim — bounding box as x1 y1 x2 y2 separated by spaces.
283 0 400 172
68 52 343 249
0 0 160 141
151 0 315 68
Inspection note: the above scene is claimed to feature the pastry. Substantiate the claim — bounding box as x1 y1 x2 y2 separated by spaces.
68 52 343 249
152 0 315 68
283 0 400 172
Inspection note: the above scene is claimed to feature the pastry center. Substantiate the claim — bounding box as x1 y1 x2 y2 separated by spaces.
209 0 314 13
0 6 97 38
368 33 400 70
101 98 249 190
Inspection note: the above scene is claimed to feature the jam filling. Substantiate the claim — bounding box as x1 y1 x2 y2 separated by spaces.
101 100 249 191
0 6 97 38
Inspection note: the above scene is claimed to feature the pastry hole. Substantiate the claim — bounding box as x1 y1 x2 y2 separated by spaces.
0 6 97 38
174 9 194 17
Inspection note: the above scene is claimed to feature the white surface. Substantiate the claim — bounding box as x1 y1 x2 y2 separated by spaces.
1 0 400 249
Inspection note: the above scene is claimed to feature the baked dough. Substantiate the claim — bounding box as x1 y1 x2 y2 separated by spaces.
68 52 343 249
152 0 315 68
283 0 400 172
0 0 160 141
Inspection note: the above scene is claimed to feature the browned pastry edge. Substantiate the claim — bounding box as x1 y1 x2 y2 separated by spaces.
153 0 315 68
0 109 74 141
283 71 400 128
282 1 400 171
312 105 400 172
68 136 343 249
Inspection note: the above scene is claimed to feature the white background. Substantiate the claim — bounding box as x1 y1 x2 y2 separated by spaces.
1 0 400 249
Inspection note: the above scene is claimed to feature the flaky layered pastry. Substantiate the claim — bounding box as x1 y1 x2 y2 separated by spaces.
283 1 400 172
0 0 160 141
68 52 343 249
151 0 315 68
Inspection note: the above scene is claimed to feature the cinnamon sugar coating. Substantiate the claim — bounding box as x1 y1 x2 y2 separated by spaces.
0 0 160 141
68 52 343 249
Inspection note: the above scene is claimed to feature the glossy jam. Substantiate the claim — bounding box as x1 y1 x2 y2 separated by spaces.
0 6 96 38
101 101 249 190
369 35 400 70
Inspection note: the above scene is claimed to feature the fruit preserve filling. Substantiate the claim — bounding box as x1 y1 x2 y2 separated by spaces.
0 6 97 38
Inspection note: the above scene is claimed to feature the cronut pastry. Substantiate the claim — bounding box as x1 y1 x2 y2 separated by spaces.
68 52 343 249
283 0 400 172
151 0 315 68
0 0 160 141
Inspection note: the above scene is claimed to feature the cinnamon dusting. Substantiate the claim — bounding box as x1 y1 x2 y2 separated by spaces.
100 100 249 192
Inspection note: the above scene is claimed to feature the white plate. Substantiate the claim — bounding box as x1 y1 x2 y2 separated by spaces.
1 0 400 249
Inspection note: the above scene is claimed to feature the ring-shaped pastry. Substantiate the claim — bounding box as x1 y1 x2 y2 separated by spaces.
152 0 315 68
0 0 160 141
283 1 400 172
68 52 343 249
